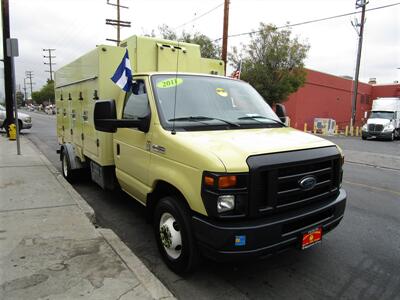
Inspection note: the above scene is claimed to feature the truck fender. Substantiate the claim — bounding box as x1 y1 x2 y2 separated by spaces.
60 143 85 170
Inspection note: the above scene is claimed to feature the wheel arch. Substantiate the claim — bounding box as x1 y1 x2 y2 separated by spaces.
59 143 85 170
146 180 191 223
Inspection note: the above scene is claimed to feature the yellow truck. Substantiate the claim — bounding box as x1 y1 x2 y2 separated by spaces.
56 35 346 274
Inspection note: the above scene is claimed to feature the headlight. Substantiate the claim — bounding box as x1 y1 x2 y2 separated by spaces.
24 117 31 123
217 195 235 213
362 124 368 131
383 124 394 132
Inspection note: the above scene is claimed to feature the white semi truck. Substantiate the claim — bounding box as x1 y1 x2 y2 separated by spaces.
362 97 400 141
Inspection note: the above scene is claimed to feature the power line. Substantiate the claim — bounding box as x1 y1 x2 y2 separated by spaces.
174 2 224 30
214 2 400 41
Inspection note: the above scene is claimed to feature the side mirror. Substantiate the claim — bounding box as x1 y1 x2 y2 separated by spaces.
94 100 119 132
94 99 149 133
275 103 287 123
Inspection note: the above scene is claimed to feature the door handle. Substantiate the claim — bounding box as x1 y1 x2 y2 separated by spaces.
116 143 120 155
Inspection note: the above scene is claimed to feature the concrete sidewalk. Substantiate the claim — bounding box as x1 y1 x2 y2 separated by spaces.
0 136 175 300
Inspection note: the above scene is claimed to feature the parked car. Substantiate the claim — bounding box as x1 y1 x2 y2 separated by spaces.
0 104 33 132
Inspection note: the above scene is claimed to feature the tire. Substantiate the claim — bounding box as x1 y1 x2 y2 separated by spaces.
390 131 395 141
154 196 199 275
61 149 76 182
361 135 367 140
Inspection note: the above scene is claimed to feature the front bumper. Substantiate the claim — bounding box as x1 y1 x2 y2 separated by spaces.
362 130 392 139
22 122 32 129
192 188 346 261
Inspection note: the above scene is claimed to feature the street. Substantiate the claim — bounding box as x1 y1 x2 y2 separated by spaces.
23 111 400 300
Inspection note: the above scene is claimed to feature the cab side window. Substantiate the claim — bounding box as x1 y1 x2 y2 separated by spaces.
123 80 150 119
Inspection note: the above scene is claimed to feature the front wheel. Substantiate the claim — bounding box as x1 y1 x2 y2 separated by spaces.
390 131 395 141
154 196 199 275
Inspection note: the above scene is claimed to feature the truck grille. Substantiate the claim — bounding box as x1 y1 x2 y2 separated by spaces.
368 124 383 132
247 147 341 217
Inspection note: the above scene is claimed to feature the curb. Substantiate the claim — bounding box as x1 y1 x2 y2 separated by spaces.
99 228 176 300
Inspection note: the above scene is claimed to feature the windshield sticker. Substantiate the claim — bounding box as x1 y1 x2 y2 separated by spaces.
157 78 183 88
216 88 228 97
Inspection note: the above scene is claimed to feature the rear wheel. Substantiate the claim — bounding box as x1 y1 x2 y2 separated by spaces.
154 196 199 275
61 149 76 182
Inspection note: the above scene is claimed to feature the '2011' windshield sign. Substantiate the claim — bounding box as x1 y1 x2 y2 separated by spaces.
157 78 183 88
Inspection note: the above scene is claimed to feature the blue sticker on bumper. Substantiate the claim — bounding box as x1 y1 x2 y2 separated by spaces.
235 235 246 246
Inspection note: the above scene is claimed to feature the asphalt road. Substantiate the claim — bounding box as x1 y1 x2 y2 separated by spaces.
23 111 400 300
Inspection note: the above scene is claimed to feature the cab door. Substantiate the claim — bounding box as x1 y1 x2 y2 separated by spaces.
113 78 152 203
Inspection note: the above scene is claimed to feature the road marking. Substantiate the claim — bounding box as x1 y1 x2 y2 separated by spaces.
343 180 400 197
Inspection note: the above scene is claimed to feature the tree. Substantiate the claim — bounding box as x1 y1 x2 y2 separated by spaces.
229 23 310 105
32 80 55 105
158 25 220 59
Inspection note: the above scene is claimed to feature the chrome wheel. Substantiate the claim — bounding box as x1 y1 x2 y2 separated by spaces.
159 212 182 259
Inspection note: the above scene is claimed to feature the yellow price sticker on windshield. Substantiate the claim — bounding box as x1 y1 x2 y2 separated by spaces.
157 78 183 88
216 88 228 97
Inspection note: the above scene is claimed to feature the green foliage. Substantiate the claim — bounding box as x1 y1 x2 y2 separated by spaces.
229 23 310 105
158 25 220 59
31 80 55 105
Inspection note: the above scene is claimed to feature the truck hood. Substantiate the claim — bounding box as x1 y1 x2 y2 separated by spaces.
177 127 335 172
367 118 391 126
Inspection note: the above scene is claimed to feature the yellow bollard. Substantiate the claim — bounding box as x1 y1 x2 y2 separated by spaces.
313 125 317 134
8 124 16 140
345 126 349 136
350 127 354 136
355 126 359 137
334 125 338 135
304 123 307 132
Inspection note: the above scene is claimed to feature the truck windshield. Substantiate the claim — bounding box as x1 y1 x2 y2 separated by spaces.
151 74 282 131
370 111 394 119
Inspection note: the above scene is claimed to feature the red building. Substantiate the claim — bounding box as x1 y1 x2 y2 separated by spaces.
284 69 400 130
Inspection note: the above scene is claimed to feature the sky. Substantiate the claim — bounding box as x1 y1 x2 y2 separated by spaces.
5 0 400 96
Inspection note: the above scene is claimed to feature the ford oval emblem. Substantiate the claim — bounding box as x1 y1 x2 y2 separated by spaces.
299 176 317 191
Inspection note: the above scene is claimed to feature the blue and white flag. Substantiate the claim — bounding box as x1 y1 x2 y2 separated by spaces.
111 49 132 92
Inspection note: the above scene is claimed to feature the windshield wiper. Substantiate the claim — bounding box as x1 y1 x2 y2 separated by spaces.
169 116 240 128
238 115 286 126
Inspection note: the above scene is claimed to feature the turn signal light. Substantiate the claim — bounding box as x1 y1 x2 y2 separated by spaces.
204 176 215 186
218 175 237 189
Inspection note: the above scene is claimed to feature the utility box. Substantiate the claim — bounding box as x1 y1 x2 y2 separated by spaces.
314 118 336 134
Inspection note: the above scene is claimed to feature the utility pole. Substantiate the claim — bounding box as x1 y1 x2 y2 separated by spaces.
25 71 34 99
221 0 230 75
2 0 14 136
350 0 368 128
106 0 131 46
43 48 56 81
23 78 28 103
